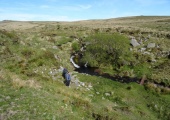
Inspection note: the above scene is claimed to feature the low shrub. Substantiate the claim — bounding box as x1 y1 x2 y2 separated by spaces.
81 33 132 68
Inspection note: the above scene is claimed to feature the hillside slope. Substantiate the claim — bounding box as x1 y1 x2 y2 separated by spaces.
0 16 170 120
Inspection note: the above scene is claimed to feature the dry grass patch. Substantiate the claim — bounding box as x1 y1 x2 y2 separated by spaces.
11 75 41 89
13 78 41 89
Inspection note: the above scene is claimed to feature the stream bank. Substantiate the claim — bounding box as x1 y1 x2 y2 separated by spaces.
70 53 140 83
75 66 140 83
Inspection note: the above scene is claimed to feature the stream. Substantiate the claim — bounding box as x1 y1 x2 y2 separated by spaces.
75 66 140 83
70 55 140 83
75 65 170 90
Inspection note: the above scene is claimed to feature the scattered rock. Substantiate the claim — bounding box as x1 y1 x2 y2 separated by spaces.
88 83 92 88
86 88 90 91
105 93 111 96
80 82 85 87
10 102 15 106
143 51 151 55
49 68 58 76
20 41 25 45
140 48 146 52
5 96 11 100
96 92 100 95
52 46 58 49
130 38 140 47
150 54 156 62
41 48 46 51
147 43 156 48
71 74 93 90
88 94 94 97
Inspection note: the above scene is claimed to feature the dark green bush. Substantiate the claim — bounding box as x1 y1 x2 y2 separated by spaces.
81 33 132 68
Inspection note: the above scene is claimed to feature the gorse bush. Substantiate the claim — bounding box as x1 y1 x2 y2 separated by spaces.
81 33 132 68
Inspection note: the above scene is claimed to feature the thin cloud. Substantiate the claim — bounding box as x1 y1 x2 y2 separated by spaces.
0 13 73 21
78 5 92 9
0 13 36 21
62 4 92 11
0 6 30 12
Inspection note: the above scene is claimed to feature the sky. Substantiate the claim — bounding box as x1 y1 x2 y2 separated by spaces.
0 0 170 21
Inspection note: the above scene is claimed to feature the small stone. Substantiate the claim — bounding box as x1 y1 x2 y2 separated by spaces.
105 93 111 96
86 88 90 91
88 83 92 88
130 38 140 47
10 102 15 105
96 92 100 95
6 96 11 100
147 43 156 48
88 94 93 97
81 82 85 87
52 46 58 49
143 51 150 55
140 48 146 52
41 48 46 51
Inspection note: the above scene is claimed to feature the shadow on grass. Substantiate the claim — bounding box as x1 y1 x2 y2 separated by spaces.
75 67 140 84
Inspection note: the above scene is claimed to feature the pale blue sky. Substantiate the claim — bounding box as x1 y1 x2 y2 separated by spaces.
0 0 170 21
